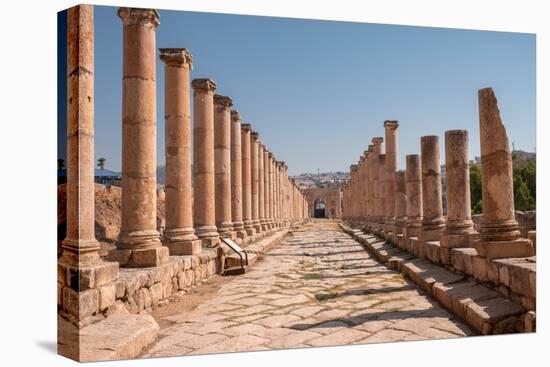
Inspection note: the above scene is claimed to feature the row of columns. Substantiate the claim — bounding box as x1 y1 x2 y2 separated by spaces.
343 89 534 261
61 7 308 274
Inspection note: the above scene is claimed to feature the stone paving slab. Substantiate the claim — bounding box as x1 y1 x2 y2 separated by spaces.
140 220 473 358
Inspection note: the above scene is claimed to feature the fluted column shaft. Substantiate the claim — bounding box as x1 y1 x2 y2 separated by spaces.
230 111 247 240
251 132 261 232
214 94 233 239
241 124 255 235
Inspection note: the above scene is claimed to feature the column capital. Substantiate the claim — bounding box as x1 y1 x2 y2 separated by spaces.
372 137 384 145
241 123 251 132
251 131 260 140
368 144 374 152
268 151 273 158
118 7 160 27
159 48 193 68
214 94 233 108
350 164 358 172
230 109 241 122
384 120 399 130
192 78 217 91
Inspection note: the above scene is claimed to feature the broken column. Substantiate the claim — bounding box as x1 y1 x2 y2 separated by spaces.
214 94 234 239
111 7 169 267
384 120 399 226
160 48 201 255
59 4 119 320
192 78 220 247
440 130 478 262
241 124 255 235
230 110 247 240
474 88 534 259
251 131 262 233
404 154 423 240
420 135 445 242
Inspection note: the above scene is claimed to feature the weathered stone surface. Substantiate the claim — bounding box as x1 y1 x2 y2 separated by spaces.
464 297 525 334
79 314 159 362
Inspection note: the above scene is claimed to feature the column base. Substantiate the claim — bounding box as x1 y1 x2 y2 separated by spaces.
108 246 169 268
196 225 221 248
217 222 235 240
163 238 202 255
474 238 534 259
253 220 262 233
439 232 479 264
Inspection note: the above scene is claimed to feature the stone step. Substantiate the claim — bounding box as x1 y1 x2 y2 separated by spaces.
58 314 160 362
400 258 465 295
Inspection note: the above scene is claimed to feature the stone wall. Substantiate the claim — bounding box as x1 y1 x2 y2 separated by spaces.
304 187 342 218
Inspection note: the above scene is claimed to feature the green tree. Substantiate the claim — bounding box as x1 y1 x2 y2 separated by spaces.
514 168 535 211
470 164 482 214
97 157 106 170
521 160 536 202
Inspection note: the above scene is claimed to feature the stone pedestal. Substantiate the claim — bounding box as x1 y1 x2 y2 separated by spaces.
159 48 201 255
474 88 534 259
192 78 220 247
241 124 255 235
230 110 247 240
420 135 445 242
214 94 235 240
60 5 119 301
110 8 169 267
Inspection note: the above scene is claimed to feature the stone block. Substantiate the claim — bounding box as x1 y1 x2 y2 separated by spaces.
59 261 119 291
527 231 536 254
149 283 163 306
464 297 525 334
451 248 477 275
523 311 536 332
63 287 99 320
474 238 534 260
105 300 129 317
57 282 63 306
98 283 117 311
472 256 489 282
521 296 535 311
425 241 441 264
78 314 159 362
134 288 151 311
164 239 202 256
432 281 498 320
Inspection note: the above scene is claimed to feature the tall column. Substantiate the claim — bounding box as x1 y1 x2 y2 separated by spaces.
192 78 220 247
378 154 387 226
420 135 445 242
366 145 374 222
230 110 247 240
214 94 234 239
250 131 262 232
441 130 477 251
265 149 273 229
60 4 118 292
111 8 168 267
474 88 533 259
241 124 255 235
394 170 407 234
160 48 201 255
404 154 423 239
384 120 399 225
371 137 383 224
274 161 280 226
258 143 268 231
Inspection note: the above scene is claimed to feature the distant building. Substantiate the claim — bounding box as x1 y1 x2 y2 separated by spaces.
58 168 121 186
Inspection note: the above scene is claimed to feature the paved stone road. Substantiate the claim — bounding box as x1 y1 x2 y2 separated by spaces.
143 220 473 357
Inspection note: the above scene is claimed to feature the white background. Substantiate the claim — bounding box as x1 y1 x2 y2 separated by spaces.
0 0 546 365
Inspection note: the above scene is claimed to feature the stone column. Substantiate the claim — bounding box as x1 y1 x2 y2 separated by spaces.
394 170 407 235
214 94 234 239
241 124 255 235
192 78 220 247
404 154 423 238
258 143 268 231
111 8 169 267
371 137 383 224
274 160 280 226
60 4 118 297
250 131 262 232
420 135 445 241
230 110 247 240
159 48 201 255
264 149 273 229
441 130 478 253
474 88 533 259
378 154 386 226
366 145 374 223
384 120 399 225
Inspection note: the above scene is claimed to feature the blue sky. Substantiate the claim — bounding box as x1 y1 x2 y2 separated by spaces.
58 6 536 175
